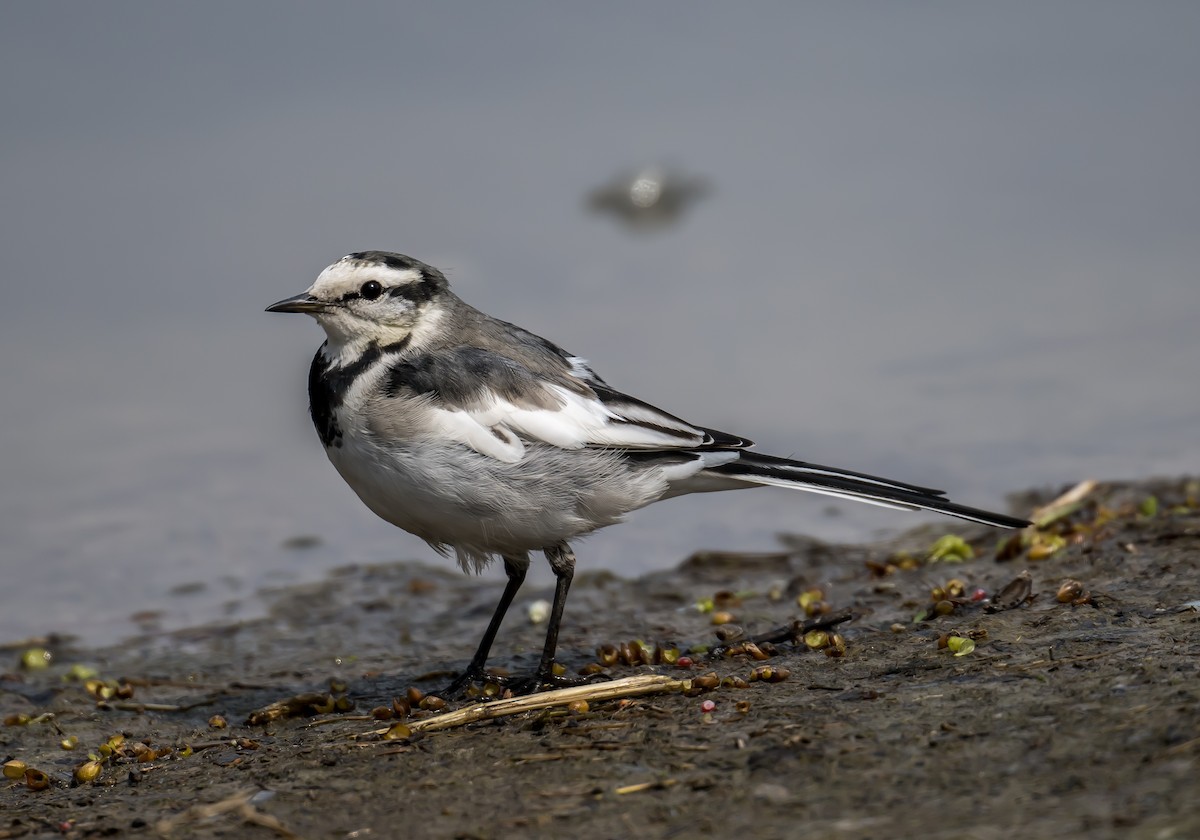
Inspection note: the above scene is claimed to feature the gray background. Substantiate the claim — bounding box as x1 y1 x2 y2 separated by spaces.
2 2 1197 643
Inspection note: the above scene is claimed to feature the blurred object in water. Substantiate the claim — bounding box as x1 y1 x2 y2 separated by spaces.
586 165 710 231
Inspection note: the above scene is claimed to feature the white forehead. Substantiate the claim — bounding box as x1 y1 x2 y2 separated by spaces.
308 256 423 297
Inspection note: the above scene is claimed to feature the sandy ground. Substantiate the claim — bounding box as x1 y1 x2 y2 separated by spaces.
2 477 1198 840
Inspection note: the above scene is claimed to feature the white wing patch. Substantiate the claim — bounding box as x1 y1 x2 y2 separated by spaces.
426 382 710 462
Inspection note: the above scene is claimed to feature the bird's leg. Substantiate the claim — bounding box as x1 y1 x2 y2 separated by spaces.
440 554 528 698
520 542 605 691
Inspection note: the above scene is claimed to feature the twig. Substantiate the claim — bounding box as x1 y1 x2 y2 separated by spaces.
1031 479 1098 528
615 779 677 795
367 674 690 735
305 715 373 728
100 696 220 713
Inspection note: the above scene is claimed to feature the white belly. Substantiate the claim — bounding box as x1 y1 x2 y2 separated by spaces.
325 430 669 571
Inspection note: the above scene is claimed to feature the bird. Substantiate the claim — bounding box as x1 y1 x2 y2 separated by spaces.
267 251 1029 695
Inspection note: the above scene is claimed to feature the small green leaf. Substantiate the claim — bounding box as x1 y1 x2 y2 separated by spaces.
947 636 975 656
928 535 974 563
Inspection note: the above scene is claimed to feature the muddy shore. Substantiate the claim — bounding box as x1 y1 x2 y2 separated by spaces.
2 478 1198 839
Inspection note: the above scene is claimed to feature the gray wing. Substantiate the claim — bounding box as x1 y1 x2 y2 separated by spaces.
381 342 750 463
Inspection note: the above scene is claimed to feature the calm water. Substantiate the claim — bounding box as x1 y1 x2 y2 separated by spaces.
2 4 1198 644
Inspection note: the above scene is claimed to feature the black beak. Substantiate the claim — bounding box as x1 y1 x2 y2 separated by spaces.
265 293 325 314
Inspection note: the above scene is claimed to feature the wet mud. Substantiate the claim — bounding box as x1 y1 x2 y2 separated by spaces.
2 478 1198 839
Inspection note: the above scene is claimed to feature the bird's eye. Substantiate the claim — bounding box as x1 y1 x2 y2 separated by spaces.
360 280 383 300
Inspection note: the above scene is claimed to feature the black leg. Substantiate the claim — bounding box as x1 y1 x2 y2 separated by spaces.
440 554 528 697
515 542 606 691
534 542 576 682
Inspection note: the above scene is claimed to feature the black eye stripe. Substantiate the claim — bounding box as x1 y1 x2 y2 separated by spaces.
335 270 440 305
386 271 438 305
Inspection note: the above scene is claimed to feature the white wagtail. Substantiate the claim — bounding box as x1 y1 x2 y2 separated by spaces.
267 251 1029 694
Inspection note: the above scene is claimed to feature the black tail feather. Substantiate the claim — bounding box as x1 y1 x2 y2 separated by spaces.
709 452 1029 529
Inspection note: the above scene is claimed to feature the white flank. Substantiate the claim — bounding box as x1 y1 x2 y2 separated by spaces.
420 381 717 462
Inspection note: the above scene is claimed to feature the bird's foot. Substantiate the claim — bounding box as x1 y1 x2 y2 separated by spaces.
504 666 611 696
441 663 610 699
439 664 513 700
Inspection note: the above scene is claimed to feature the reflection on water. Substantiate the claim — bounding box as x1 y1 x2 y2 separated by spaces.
586 165 711 231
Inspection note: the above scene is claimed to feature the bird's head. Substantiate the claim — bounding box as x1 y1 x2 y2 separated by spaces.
266 251 450 350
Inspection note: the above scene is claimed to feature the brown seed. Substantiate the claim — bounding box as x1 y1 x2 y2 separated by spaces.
742 642 771 661
618 641 637 666
711 611 736 626
596 644 619 666
383 722 412 741
578 662 606 676
391 697 411 719
208 714 228 729
75 760 103 784
419 695 447 712
3 760 26 779
406 687 425 704
797 588 824 610
1056 579 1084 603
933 600 956 617
736 700 751 714
803 630 829 649
713 590 742 609
334 696 354 712
945 579 966 599
4 713 31 726
749 665 791 683
714 624 744 642
721 676 750 689
692 672 720 691
129 742 153 760
24 768 51 791
371 705 393 721
567 700 589 715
